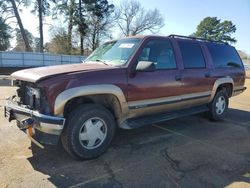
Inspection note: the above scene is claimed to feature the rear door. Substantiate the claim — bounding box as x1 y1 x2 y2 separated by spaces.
175 39 214 108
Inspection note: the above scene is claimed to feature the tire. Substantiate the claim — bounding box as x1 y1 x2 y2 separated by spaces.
61 104 116 160
208 89 229 121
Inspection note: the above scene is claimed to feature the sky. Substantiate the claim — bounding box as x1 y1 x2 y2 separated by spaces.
11 0 250 54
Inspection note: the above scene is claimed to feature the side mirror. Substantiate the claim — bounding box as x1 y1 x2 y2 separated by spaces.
135 61 156 72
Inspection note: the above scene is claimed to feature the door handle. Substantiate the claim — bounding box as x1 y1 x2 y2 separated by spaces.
205 73 211 78
175 75 182 81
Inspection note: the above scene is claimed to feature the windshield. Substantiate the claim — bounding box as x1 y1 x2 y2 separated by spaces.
85 38 141 66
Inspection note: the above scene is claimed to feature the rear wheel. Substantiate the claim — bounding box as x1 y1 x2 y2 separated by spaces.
208 89 229 121
61 104 116 160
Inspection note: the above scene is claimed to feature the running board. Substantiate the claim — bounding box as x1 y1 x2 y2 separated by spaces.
120 105 209 129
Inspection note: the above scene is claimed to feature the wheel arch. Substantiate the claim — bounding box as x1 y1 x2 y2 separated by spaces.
54 84 128 122
209 77 234 102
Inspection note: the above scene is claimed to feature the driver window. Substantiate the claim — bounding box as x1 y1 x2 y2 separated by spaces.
138 40 176 69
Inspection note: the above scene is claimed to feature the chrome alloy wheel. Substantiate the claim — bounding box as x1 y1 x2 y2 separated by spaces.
79 117 107 149
215 96 226 115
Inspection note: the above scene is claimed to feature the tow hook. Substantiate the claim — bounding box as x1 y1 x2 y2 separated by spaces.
21 118 44 149
21 118 34 129
26 128 44 149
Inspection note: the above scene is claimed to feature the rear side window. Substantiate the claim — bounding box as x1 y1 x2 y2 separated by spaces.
207 43 243 68
179 41 205 68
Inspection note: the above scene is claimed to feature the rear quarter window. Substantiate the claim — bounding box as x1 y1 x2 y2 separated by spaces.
206 43 243 68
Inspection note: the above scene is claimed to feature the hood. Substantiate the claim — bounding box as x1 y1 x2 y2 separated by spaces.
11 63 113 83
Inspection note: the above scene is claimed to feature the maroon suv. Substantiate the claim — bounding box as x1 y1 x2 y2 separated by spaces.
5 35 246 159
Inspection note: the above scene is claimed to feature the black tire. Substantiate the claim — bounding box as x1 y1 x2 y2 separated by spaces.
208 89 229 121
61 104 116 160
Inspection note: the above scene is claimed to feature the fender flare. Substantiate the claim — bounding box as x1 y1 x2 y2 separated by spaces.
54 84 128 118
209 77 234 102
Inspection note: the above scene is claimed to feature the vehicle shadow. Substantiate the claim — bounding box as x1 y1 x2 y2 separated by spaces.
225 108 250 123
28 125 171 188
27 108 250 188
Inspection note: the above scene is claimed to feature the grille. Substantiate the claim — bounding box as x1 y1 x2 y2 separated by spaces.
16 82 39 109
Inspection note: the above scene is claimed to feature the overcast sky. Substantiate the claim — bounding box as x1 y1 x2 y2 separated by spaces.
11 0 250 54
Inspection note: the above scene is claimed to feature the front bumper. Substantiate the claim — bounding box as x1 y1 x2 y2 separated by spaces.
4 97 65 145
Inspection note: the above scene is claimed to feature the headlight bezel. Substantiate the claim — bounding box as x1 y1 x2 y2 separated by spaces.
25 86 41 109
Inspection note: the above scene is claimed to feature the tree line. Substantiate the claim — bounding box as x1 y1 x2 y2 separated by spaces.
0 0 164 55
0 0 245 56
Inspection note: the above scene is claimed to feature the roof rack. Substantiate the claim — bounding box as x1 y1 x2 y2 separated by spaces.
168 34 228 45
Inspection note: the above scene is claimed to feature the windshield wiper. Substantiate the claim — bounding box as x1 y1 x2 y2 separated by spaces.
95 59 110 66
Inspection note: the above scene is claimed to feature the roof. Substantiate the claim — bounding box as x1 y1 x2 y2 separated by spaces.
108 34 229 46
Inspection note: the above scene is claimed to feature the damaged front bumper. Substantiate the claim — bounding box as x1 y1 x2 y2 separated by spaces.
4 97 65 147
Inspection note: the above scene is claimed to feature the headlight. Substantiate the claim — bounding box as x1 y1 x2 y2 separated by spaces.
26 86 40 98
26 86 40 109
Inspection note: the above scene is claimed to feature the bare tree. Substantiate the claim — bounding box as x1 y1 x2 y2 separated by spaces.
86 15 114 51
116 0 164 36
13 28 34 51
46 29 71 54
84 0 115 51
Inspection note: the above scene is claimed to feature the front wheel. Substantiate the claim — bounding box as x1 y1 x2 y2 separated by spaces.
61 104 116 160
208 90 229 121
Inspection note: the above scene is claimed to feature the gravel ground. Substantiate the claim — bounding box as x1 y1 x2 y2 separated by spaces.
0 80 250 188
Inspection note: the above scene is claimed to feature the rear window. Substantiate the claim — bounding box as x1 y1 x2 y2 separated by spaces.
179 41 205 68
206 43 243 68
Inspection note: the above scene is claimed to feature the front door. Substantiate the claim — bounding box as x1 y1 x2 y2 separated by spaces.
127 38 183 118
